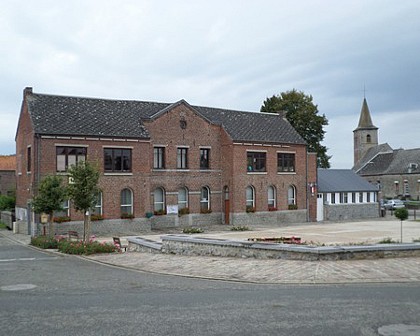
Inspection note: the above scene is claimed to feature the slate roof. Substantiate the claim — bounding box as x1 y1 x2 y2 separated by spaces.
353 143 393 172
317 169 378 193
25 91 306 145
357 148 420 176
354 98 377 130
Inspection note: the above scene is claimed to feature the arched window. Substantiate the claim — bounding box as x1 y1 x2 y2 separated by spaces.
288 185 296 205
366 134 371 143
178 187 188 210
92 191 103 215
121 189 133 216
200 186 210 211
246 186 255 210
268 186 276 208
154 187 165 212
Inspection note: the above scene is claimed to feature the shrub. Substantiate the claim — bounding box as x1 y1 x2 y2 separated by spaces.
230 225 250 231
90 214 104 221
378 237 398 244
31 236 59 249
182 227 204 234
246 206 255 213
288 204 298 210
268 206 277 211
178 207 190 216
53 216 71 223
0 221 8 229
0 195 15 211
121 213 134 219
154 209 166 216
57 241 117 255
200 208 212 214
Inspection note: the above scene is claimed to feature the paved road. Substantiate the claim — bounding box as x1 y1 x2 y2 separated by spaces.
1 232 420 335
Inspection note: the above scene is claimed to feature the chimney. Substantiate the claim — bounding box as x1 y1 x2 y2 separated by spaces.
23 87 33 98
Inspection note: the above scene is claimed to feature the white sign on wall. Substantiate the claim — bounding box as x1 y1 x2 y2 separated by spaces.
166 205 178 215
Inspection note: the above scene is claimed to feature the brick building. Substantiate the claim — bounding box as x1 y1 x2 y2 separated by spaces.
0 155 16 196
15 87 317 235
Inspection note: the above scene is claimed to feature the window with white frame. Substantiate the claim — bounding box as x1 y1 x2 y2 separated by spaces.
154 188 165 212
91 192 103 215
246 186 255 209
268 186 276 208
54 199 70 218
120 188 133 216
288 185 296 205
200 186 210 211
178 187 188 210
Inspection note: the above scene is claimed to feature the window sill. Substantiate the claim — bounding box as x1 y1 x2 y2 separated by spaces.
247 172 267 175
277 172 296 175
104 172 133 176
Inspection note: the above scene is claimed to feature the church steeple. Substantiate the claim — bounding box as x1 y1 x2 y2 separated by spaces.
355 98 377 130
353 97 379 166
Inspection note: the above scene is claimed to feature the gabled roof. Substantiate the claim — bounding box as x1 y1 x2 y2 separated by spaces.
318 169 378 193
353 143 393 172
357 147 420 176
24 90 306 145
0 155 16 171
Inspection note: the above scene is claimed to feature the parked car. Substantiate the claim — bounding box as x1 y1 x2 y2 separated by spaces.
384 199 405 210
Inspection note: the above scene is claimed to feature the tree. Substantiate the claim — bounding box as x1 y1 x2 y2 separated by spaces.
67 161 100 242
32 175 66 237
394 207 409 243
261 89 331 168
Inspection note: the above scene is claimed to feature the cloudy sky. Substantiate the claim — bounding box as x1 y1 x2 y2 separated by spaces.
1 0 419 168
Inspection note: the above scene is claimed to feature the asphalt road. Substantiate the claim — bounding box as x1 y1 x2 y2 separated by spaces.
1 235 419 336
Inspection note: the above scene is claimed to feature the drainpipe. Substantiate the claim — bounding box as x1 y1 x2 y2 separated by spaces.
305 145 309 222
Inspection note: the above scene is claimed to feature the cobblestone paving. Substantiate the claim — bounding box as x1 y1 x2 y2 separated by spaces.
87 252 420 284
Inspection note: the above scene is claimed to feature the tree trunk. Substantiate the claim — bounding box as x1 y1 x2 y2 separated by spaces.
83 212 91 243
48 213 54 237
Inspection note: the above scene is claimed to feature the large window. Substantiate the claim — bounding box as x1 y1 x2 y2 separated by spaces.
247 152 266 172
288 185 296 205
246 186 255 209
104 148 132 172
178 187 188 210
278 153 295 172
268 186 276 208
54 199 70 218
200 186 210 211
91 192 103 216
56 146 86 172
177 148 188 169
120 188 133 216
153 147 165 169
200 148 210 169
154 187 165 212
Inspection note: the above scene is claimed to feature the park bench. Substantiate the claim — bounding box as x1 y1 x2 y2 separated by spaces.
113 237 128 252
68 231 80 241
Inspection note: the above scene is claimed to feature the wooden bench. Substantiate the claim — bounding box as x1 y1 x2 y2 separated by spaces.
68 231 80 241
113 237 128 252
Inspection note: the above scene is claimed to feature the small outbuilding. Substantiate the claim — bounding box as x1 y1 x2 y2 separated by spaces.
317 169 379 221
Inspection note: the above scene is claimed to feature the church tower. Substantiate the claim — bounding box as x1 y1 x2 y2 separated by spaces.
353 98 378 166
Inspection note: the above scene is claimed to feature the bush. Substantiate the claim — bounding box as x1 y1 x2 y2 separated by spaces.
200 208 212 214
31 236 60 249
230 225 250 231
178 207 190 216
58 241 117 255
121 213 134 219
288 204 298 210
246 206 255 213
91 214 104 221
378 237 398 244
0 195 15 211
182 227 204 234
53 216 71 223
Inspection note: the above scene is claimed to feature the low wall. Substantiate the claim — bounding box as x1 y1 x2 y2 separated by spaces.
37 218 152 237
151 213 222 230
231 210 307 227
324 203 379 221
157 235 420 261
0 211 15 229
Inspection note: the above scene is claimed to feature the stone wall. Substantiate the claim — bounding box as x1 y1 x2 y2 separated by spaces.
0 211 14 229
158 235 420 261
324 203 379 221
231 209 307 227
151 213 223 229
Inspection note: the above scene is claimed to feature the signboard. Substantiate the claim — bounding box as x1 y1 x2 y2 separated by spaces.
166 205 178 215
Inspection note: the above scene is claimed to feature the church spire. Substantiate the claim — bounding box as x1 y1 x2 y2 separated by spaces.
355 98 377 130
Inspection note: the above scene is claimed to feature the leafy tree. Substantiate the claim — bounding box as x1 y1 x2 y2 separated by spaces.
261 89 331 168
394 207 409 243
32 175 66 237
67 161 100 242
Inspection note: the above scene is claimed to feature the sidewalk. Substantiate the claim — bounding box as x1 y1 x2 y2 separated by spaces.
2 218 420 284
